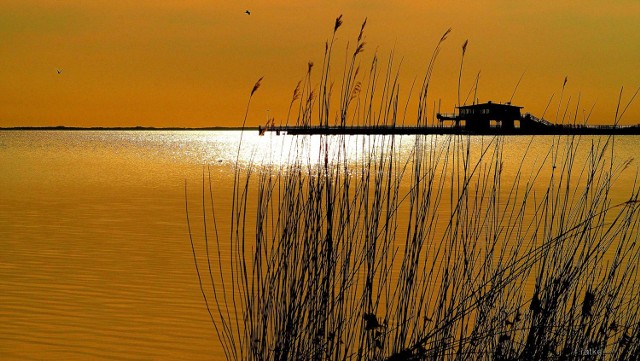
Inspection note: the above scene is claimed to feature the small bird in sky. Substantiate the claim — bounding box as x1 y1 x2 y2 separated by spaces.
245 10 251 15
56 68 63 75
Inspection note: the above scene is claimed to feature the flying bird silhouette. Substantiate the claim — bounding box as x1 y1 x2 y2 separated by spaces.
245 10 251 15
56 69 63 75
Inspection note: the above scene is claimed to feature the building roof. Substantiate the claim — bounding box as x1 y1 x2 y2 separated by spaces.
457 101 523 110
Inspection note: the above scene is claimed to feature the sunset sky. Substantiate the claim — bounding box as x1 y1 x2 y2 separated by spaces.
1 1 639 127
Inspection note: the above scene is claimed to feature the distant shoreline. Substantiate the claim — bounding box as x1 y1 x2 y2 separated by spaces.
0 126 259 131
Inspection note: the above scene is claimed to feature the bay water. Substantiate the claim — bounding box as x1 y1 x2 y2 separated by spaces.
1 130 638 360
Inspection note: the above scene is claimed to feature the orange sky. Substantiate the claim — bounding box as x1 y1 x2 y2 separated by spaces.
1 1 639 127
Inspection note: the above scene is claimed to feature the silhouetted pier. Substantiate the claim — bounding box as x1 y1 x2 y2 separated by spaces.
261 124 640 136
260 102 640 136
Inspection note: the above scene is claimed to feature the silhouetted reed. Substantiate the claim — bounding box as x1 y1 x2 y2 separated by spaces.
187 18 640 360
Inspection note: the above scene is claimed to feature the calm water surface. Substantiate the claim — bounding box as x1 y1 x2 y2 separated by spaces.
1 131 638 360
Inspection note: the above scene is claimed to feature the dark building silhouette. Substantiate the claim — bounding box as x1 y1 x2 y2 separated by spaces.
438 102 534 131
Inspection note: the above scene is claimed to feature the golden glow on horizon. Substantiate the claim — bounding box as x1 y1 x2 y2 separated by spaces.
1 1 639 127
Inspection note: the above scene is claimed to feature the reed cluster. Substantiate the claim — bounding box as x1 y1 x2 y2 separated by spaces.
187 17 640 360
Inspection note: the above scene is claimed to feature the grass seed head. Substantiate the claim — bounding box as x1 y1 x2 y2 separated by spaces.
358 17 367 42
251 77 263 96
334 14 343 33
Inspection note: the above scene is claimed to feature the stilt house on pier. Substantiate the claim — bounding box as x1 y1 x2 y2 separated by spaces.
437 102 550 132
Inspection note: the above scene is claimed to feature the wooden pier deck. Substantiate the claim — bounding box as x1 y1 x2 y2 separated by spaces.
260 124 640 136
